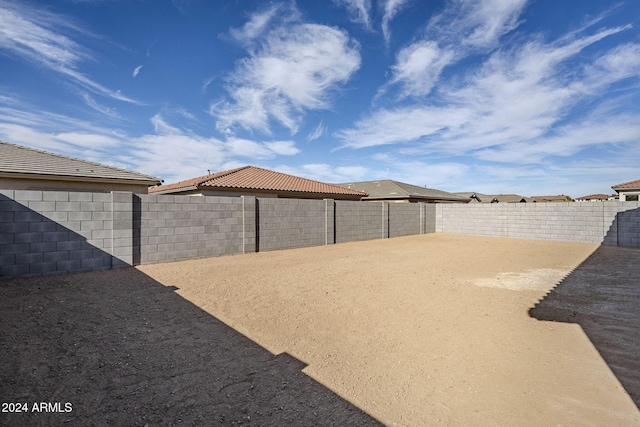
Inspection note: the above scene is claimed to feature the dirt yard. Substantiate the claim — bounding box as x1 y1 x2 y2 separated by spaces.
1 233 639 426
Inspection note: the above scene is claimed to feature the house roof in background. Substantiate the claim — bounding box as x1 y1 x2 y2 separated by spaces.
337 180 469 202
576 194 610 200
612 179 640 191
0 141 161 185
531 195 569 202
453 192 533 203
150 165 368 197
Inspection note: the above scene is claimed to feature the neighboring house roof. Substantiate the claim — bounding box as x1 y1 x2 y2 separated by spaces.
0 140 161 186
337 180 469 203
576 194 610 201
150 165 368 199
532 195 570 202
453 192 533 203
612 179 640 191
453 192 491 202
492 194 534 203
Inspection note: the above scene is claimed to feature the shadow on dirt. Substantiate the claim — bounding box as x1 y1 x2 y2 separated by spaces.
0 268 383 426
529 245 640 409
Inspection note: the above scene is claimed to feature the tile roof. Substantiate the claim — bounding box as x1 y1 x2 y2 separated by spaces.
531 195 570 202
576 194 610 200
612 179 640 190
337 180 469 202
150 166 368 197
453 192 533 203
0 140 161 184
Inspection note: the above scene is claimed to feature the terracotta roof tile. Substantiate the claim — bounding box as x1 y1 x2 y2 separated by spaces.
150 166 368 197
612 179 640 190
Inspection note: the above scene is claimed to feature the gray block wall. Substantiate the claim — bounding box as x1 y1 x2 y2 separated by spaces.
257 198 328 251
612 204 640 248
3 188 639 280
137 194 246 264
437 201 640 245
389 203 421 238
424 204 437 233
0 190 116 279
335 201 387 243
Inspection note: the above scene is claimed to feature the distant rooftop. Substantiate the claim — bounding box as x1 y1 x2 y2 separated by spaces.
150 165 368 199
531 195 570 202
453 192 534 203
337 180 469 202
0 140 161 185
612 179 640 190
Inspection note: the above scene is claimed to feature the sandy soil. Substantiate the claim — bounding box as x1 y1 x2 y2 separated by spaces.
2 233 639 426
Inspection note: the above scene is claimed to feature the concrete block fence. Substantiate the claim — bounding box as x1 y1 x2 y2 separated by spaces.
437 201 640 246
1 189 639 279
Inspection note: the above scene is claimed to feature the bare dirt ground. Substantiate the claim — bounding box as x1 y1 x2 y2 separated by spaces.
1 233 639 426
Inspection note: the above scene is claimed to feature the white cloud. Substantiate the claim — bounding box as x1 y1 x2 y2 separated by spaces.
382 41 455 98
274 163 370 183
381 0 410 46
212 4 361 135
228 3 299 45
307 121 326 141
426 0 527 49
380 0 529 100
333 0 372 29
132 65 142 77
380 0 411 46
338 24 639 166
474 113 640 163
0 2 138 104
264 140 300 156
81 93 123 120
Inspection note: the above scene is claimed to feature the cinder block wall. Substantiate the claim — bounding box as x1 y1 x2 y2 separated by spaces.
0 190 116 278
424 204 437 233
3 189 639 279
437 201 640 246
257 198 327 251
611 203 640 248
137 194 246 264
389 203 421 238
335 201 387 243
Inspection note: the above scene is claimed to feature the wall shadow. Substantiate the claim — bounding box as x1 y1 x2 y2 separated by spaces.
0 268 384 426
0 196 383 426
609 207 640 248
529 245 640 409
0 194 112 278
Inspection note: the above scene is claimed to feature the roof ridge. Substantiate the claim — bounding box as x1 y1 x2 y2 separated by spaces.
0 140 159 180
245 165 349 189
203 165 250 184
612 178 640 189
386 180 410 196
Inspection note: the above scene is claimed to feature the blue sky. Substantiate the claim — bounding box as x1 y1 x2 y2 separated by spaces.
0 0 638 197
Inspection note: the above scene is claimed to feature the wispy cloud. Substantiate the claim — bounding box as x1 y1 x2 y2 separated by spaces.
426 0 527 49
211 2 361 135
379 41 455 98
381 0 528 99
307 121 326 141
274 163 369 183
333 0 372 29
337 21 639 168
380 0 410 46
0 103 301 182
0 1 138 104
132 65 142 77
81 93 123 120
